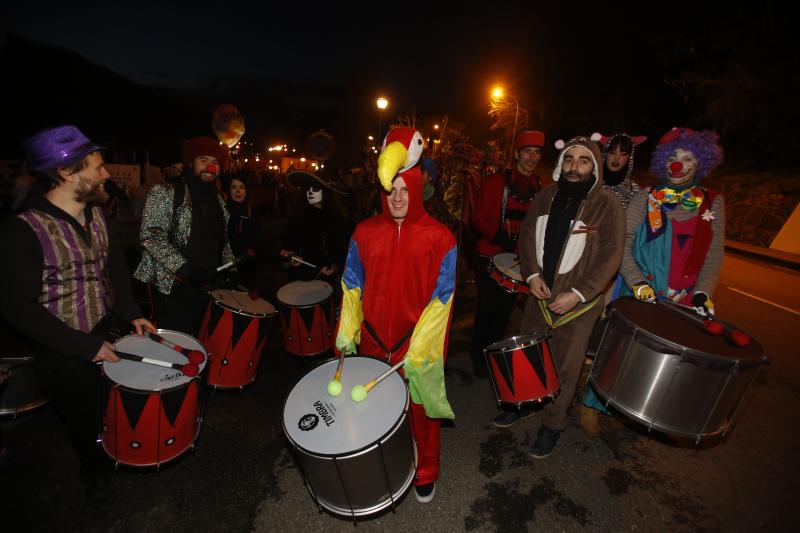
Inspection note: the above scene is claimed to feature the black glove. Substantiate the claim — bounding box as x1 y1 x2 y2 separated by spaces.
176 264 214 288
491 229 518 252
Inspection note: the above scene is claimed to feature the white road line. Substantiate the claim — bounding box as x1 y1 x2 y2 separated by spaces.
723 285 800 316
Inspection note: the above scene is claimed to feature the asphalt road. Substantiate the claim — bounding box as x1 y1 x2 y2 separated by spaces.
2 250 798 532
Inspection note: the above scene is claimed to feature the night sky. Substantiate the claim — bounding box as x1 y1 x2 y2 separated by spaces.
1 2 795 167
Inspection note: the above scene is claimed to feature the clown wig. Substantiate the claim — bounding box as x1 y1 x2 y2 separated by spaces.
649 128 723 181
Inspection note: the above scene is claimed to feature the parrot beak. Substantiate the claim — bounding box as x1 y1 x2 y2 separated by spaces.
377 141 408 192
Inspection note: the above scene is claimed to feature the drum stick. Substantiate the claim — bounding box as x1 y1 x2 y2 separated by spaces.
363 359 405 393
327 351 347 396
656 300 751 347
289 255 318 269
147 333 206 364
217 260 235 272
115 351 200 376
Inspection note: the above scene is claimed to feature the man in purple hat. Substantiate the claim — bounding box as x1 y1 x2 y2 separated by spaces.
0 125 156 505
134 136 234 336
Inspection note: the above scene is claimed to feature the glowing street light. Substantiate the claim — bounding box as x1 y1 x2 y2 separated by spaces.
490 85 522 165
376 97 389 139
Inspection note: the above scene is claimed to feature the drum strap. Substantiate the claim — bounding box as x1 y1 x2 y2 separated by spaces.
538 296 601 330
363 319 413 359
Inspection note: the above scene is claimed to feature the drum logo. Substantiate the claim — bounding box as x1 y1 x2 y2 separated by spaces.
313 400 335 427
298 414 319 431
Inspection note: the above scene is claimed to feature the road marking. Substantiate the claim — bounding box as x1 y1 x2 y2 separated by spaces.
723 286 800 316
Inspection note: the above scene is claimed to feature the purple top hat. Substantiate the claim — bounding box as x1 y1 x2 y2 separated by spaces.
24 125 102 172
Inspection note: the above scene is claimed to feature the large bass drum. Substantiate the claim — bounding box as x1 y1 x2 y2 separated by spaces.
589 297 766 442
283 356 415 518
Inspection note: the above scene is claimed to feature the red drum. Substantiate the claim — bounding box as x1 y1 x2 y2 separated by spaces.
484 334 560 407
101 330 207 467
199 289 276 389
276 280 335 357
489 252 528 294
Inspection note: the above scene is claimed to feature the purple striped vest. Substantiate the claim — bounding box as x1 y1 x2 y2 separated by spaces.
18 207 111 333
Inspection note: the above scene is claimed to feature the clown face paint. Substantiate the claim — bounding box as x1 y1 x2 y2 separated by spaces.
666 148 698 187
306 187 323 206
388 176 409 222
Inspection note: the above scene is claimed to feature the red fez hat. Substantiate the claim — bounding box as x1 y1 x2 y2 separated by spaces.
514 130 545 151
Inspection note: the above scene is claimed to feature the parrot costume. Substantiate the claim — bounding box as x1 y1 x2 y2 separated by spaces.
335 127 456 486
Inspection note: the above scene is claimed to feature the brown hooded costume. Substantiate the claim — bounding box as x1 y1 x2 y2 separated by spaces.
518 136 626 430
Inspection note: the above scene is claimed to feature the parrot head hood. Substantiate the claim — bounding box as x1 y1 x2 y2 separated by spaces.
377 127 424 192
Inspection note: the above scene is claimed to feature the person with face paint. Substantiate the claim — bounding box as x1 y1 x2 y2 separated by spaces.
0 125 156 505
335 127 456 503
135 136 234 336
619 128 724 314
279 170 349 286
517 135 626 458
471 130 546 426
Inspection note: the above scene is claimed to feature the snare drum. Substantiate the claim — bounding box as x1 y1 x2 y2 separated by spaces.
101 330 207 467
199 289 276 389
0 356 49 417
276 280 335 357
484 335 560 407
283 356 416 517
590 298 767 442
489 252 528 294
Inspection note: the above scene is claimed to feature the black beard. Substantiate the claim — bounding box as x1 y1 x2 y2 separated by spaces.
558 172 596 198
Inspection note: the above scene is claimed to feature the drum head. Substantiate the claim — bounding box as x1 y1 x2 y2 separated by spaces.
106 330 207 391
277 280 333 307
613 298 764 361
211 289 276 317
283 357 407 456
491 252 522 281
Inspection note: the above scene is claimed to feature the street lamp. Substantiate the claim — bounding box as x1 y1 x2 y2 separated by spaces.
376 97 389 139
490 86 521 166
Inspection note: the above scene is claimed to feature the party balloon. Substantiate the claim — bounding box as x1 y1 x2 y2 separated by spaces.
307 129 336 161
212 104 246 148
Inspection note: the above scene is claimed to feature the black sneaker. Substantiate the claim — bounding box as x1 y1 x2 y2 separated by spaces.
529 426 562 459
414 482 436 503
492 410 534 428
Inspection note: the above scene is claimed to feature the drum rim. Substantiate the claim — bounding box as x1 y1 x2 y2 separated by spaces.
484 334 548 354
588 375 728 440
211 295 276 317
104 329 208 392
282 355 410 458
610 298 765 365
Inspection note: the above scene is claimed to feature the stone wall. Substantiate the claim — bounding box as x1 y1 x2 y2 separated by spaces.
637 171 800 248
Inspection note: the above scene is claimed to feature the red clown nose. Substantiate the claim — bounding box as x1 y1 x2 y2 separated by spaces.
669 161 683 173
205 163 218 174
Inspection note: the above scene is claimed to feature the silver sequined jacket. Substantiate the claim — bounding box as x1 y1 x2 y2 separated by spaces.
134 181 234 295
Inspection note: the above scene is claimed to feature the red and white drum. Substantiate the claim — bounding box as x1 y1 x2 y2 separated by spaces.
199 289 276 389
489 252 528 294
101 330 207 467
276 280 335 357
484 334 560 407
